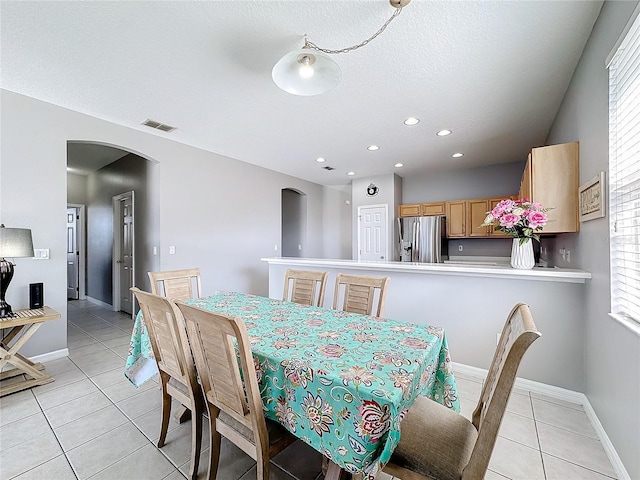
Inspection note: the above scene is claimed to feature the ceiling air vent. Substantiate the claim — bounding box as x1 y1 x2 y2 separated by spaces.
322 166 335 171
142 119 176 133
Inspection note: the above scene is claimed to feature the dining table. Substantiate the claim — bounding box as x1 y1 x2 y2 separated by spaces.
125 291 460 479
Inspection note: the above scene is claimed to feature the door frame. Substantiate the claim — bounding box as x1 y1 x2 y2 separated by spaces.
67 203 86 300
112 191 135 315
356 204 389 261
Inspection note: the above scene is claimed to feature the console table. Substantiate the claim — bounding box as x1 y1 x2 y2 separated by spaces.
0 306 61 396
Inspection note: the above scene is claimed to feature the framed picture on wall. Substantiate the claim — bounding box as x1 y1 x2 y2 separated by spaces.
578 171 606 222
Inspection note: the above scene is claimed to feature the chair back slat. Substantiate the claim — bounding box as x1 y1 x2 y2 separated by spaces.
283 269 328 307
465 303 541 479
177 302 263 428
333 273 389 317
149 268 202 300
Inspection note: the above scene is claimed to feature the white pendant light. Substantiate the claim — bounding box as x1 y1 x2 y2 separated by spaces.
272 49 341 96
272 0 411 96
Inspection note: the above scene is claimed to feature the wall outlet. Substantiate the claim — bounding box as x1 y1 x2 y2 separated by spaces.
169 245 176 255
274 244 278 251
566 250 571 263
458 245 463 252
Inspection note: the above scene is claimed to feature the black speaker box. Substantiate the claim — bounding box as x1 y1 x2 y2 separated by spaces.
29 283 44 309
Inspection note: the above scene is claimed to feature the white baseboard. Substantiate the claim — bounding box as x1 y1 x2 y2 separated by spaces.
30 348 69 364
85 296 113 310
452 362 630 480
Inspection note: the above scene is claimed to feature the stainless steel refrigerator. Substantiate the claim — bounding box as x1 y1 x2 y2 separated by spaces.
397 215 448 263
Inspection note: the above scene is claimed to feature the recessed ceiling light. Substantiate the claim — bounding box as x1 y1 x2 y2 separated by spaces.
404 117 420 126
452 152 464 158
367 145 379 151
347 171 356 176
315 157 326 163
394 163 404 168
436 129 452 136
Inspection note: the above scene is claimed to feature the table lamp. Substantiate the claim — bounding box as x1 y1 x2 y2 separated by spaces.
0 224 34 318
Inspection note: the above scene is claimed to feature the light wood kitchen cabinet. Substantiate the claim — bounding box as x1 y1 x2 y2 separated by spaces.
467 199 491 237
518 142 579 233
398 204 421 217
420 202 446 216
446 201 467 238
398 202 446 217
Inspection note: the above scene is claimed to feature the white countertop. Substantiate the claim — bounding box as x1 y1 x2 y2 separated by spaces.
261 257 592 283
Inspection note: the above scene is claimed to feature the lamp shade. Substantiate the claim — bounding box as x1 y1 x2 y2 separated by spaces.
0 227 34 258
272 48 341 96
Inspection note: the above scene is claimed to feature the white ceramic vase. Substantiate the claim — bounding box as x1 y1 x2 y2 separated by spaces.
510 238 535 269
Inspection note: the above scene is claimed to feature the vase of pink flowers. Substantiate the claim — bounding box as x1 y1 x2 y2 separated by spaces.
480 199 551 269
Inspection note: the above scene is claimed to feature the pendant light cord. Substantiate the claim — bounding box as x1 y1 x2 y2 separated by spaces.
304 6 403 55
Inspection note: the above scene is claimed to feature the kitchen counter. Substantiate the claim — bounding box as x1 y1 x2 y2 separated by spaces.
262 256 590 391
261 257 591 284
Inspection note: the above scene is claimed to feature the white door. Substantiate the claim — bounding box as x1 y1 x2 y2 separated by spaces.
358 205 388 261
66 208 79 299
114 192 134 315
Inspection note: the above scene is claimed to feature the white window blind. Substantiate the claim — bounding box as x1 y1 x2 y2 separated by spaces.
609 11 640 324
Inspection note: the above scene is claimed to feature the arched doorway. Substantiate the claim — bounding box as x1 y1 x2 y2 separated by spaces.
67 141 160 315
281 188 307 257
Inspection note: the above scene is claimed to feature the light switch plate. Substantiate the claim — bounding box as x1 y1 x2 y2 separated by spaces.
33 248 50 260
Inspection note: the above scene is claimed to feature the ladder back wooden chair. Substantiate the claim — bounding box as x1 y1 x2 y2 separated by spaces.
282 269 329 307
332 273 390 317
130 288 204 480
383 303 541 480
175 301 296 480
148 268 202 300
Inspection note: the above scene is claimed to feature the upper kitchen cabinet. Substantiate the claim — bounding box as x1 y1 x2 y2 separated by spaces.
398 204 421 217
519 142 579 233
398 202 446 217
446 200 467 238
420 202 446 216
466 198 514 238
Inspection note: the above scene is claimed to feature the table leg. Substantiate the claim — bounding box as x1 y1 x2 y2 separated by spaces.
325 461 350 480
0 323 54 396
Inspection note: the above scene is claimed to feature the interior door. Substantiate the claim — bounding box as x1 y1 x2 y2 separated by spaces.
118 193 134 314
358 205 387 261
66 208 79 299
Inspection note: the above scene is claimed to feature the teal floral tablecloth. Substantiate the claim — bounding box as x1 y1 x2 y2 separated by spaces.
125 292 459 479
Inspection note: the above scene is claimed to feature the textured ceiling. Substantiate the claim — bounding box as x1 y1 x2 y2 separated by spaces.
1 1 602 185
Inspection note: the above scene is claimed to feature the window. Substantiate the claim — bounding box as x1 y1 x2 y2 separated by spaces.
609 11 640 324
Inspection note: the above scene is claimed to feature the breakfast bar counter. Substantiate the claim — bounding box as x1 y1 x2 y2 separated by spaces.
262 257 591 392
262 257 591 284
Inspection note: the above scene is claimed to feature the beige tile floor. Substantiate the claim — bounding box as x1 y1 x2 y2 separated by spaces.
0 300 617 480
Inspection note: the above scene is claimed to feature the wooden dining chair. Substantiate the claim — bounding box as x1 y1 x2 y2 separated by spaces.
148 268 202 300
383 303 541 480
332 273 390 317
175 301 297 480
282 269 328 307
130 288 204 480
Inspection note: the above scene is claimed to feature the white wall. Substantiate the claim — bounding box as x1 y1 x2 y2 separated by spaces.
0 89 348 357
321 185 352 259
66 172 87 205
545 1 640 477
402 162 525 203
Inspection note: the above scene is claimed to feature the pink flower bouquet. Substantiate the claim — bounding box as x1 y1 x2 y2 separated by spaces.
481 199 551 244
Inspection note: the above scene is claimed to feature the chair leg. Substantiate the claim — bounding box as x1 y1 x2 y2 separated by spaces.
207 406 222 480
188 399 203 480
158 375 172 448
256 455 270 480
